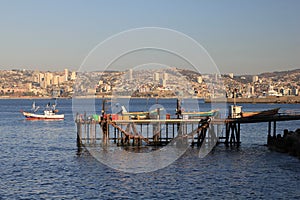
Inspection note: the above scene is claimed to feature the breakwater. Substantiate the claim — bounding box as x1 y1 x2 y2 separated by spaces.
206 96 300 104
268 128 300 158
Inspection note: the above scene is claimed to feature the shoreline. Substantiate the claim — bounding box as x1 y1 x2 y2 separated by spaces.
210 96 300 104
0 95 299 104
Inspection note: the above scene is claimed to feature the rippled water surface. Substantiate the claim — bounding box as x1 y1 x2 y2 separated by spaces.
0 99 299 199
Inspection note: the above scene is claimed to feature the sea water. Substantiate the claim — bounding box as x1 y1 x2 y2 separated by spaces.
0 98 299 199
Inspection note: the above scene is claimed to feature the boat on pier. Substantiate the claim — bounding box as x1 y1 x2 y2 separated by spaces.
229 105 280 119
120 105 166 120
241 107 280 118
181 110 219 119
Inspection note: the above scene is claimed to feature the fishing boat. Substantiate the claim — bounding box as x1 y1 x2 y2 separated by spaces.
241 107 280 118
229 105 280 118
181 110 219 119
120 106 166 120
22 101 64 120
229 90 280 118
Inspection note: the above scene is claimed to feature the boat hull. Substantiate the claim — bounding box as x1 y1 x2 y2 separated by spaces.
182 110 219 119
241 108 280 118
22 111 64 120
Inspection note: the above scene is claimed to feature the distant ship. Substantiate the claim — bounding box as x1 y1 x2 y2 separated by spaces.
22 101 64 120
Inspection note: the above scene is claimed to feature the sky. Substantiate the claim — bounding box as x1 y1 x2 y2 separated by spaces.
0 0 299 75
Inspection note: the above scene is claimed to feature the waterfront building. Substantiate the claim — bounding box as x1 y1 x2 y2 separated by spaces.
27 83 32 91
291 88 298 96
247 84 255 97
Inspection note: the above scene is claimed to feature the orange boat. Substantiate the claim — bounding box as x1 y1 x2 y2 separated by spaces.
241 108 280 118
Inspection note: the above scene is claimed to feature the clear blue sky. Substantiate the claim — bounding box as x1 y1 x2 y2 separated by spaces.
0 0 299 74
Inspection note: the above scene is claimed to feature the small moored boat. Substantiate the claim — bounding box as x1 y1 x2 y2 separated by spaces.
181 110 219 119
120 106 166 120
229 105 280 118
241 108 280 118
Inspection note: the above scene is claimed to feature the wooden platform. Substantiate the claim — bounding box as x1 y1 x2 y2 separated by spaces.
75 113 300 150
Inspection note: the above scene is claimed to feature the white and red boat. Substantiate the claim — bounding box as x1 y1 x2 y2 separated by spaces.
22 110 64 120
22 101 64 120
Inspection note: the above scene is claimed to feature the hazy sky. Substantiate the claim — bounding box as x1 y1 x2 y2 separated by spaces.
0 0 299 74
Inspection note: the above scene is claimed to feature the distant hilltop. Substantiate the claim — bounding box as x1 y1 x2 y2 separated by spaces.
259 68 300 78
0 68 299 100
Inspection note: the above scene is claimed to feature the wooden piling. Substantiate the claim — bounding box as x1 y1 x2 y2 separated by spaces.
273 121 276 137
225 123 230 146
76 114 82 148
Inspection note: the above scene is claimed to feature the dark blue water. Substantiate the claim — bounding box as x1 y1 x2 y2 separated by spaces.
0 99 299 199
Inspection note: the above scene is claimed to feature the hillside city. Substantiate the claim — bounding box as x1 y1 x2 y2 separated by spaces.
0 68 299 100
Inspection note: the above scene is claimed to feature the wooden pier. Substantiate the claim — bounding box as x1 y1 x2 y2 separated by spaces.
75 113 300 150
76 116 219 147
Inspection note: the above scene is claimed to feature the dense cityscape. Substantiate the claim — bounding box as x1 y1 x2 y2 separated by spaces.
0 68 299 100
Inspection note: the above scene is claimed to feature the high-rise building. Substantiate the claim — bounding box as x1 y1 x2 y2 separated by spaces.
129 69 133 81
45 72 53 87
71 71 76 80
160 79 167 87
248 84 254 96
38 73 45 84
252 75 258 82
154 73 160 81
163 72 168 80
197 76 203 84
228 73 234 79
64 69 69 82
53 75 60 85
59 76 65 84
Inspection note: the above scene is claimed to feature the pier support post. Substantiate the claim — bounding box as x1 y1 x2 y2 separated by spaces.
76 119 82 147
114 126 117 143
76 113 83 155
197 128 207 147
225 123 230 146
100 116 109 145
267 121 272 145
273 121 277 137
236 123 240 146
230 123 236 145
209 125 217 146
268 121 271 136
